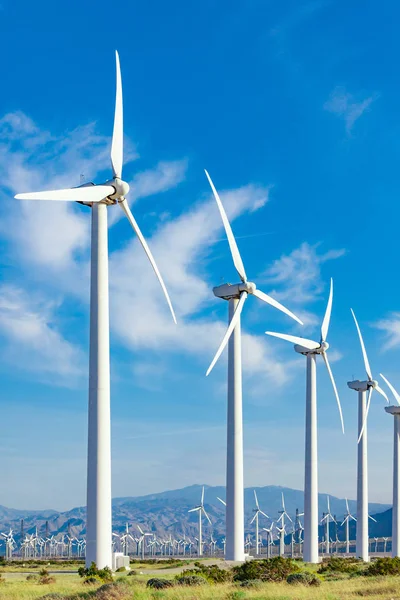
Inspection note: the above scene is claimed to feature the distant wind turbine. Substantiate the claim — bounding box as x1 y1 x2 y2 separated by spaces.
320 496 336 555
250 490 269 556
188 486 211 557
204 171 302 561
277 493 292 557
14 52 176 568
266 279 344 563
341 498 356 554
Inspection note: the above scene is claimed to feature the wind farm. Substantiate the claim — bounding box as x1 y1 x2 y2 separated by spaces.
2 1 400 598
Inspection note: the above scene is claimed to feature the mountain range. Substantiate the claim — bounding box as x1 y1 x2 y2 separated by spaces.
0 484 392 544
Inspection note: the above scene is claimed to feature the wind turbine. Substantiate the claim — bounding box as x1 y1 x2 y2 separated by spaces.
205 171 302 561
347 310 388 561
320 496 335 555
341 498 356 555
188 486 211 557
262 523 275 558
380 373 400 557
250 490 269 556
277 493 292 557
266 279 344 563
14 52 176 568
137 525 153 560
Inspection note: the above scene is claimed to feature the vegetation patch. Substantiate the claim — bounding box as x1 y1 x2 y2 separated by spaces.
78 561 113 583
180 563 232 583
286 571 321 586
175 574 208 586
239 579 263 588
93 580 132 599
146 578 174 589
364 557 400 576
233 556 300 582
319 556 361 574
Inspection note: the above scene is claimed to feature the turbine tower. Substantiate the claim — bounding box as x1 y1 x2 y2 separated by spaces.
347 310 388 561
277 492 292 557
14 52 176 568
205 171 302 561
250 490 269 556
266 279 344 563
380 373 400 557
320 496 335 555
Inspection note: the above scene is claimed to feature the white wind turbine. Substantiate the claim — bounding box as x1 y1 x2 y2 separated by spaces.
205 171 302 561
266 279 344 563
347 310 388 561
14 52 176 569
341 498 356 554
320 496 335 555
277 492 292 557
380 373 400 557
262 522 275 558
250 490 269 556
188 486 211 557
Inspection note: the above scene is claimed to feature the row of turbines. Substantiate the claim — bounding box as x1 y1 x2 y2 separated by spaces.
11 49 400 569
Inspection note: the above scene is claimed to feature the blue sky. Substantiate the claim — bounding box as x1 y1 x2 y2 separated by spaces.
1 0 400 511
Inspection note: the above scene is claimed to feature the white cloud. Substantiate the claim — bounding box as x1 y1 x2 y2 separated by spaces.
262 242 345 307
374 312 400 350
0 284 85 384
324 86 378 134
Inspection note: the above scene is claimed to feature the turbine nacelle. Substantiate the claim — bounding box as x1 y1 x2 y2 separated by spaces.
213 281 256 300
294 340 330 355
105 177 130 200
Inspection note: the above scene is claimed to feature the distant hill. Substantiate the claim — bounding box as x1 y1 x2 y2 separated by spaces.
0 484 391 543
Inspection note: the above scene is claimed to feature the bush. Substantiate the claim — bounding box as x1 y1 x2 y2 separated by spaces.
365 557 400 576
37 595 65 600
233 557 300 583
180 563 231 583
26 574 38 581
39 575 56 584
226 592 247 600
83 576 99 584
147 578 174 589
176 575 207 586
319 556 361 574
287 572 321 586
239 579 263 588
94 580 132 599
78 561 113 583
39 568 49 577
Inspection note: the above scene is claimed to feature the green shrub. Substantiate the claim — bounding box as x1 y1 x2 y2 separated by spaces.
83 576 99 584
226 592 247 600
180 564 231 583
26 574 38 581
127 569 137 576
287 572 321 586
147 578 174 589
319 556 361 574
94 580 132 599
239 579 263 588
233 557 300 582
176 575 207 586
365 557 400 576
78 561 113 582
39 568 49 577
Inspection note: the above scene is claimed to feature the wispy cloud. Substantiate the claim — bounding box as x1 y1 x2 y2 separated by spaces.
0 284 85 384
374 312 400 350
261 242 345 328
324 86 378 134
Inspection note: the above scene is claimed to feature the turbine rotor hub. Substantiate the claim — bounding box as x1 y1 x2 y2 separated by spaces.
106 177 130 200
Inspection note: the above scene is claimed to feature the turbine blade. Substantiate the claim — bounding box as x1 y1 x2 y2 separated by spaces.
253 289 303 325
321 278 333 343
340 517 348 526
120 199 177 324
202 508 212 525
321 351 345 434
282 492 285 511
375 384 389 404
206 291 247 376
351 309 372 381
137 525 144 535
254 490 259 509
346 498 349 513
111 50 123 179
265 331 319 350
260 511 269 519
286 513 293 523
217 497 226 506
358 386 373 444
15 185 115 203
204 169 247 282
188 507 201 513
250 514 257 524
368 515 377 523
201 486 204 506
380 374 400 405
